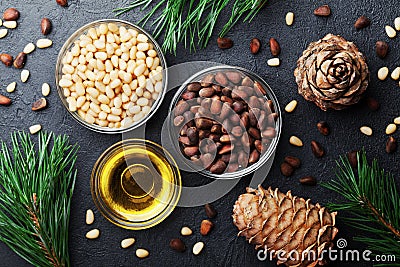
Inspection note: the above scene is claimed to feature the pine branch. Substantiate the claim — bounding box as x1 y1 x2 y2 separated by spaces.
114 0 267 53
323 151 400 265
0 132 78 267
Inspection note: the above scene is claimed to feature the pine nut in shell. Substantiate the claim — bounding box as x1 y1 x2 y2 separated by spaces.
360 126 372 136
285 100 297 113
136 248 149 258
6 82 16 93
193 242 205 255
86 229 100 239
121 238 135 248
86 209 94 225
289 135 303 147
386 124 397 135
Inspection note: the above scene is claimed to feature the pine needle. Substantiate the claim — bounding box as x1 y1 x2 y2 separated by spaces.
114 0 267 54
323 151 400 266
0 132 78 267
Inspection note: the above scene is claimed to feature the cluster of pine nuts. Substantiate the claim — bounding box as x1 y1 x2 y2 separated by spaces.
58 22 163 129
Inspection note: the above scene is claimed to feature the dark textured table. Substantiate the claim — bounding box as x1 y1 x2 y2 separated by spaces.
0 0 399 266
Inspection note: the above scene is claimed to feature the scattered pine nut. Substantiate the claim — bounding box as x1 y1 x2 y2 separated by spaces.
0 29 8 39
36 38 53 48
3 20 17 29
23 43 36 54
86 209 94 225
42 83 51 96
21 70 30 83
395 17 400 31
85 229 100 239
378 67 389 80
181 226 193 236
267 58 280 67
285 100 298 113
386 124 397 135
286 12 294 26
136 248 149 258
391 67 400 80
6 82 16 93
29 124 42 135
289 135 303 147
360 126 373 136
394 117 400 125
385 25 396 38
193 242 205 255
121 238 135 249
0 19 2 27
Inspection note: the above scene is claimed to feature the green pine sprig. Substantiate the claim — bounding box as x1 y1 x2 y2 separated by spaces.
114 0 267 54
323 151 400 266
0 132 78 267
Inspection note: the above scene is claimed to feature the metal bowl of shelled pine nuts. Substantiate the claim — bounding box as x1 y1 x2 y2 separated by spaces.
55 19 167 134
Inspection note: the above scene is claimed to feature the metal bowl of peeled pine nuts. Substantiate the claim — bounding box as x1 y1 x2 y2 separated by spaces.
55 19 167 134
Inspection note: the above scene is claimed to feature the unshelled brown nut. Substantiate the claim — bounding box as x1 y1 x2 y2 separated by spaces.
217 37 233 49
3 8 20 21
365 97 380 111
0 54 13 67
205 204 217 218
347 151 358 168
311 140 325 158
200 220 214 236
0 94 11 106
354 16 370 30
250 38 261 54
317 121 330 136
56 0 68 7
386 136 397 154
41 18 52 35
170 238 186 252
269 38 281 56
376 41 389 59
314 5 331 16
280 162 294 177
299 176 317 186
284 156 301 169
13 52 26 69
32 98 47 111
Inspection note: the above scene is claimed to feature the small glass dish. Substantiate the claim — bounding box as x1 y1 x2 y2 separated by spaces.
55 19 167 134
91 139 181 230
168 66 282 179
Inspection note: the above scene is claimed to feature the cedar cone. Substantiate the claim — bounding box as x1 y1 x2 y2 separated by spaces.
294 34 369 110
233 186 338 267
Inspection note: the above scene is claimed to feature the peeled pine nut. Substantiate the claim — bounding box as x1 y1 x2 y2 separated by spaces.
42 83 51 96
267 58 280 67
360 126 372 136
181 226 192 236
29 124 42 135
378 67 389 81
289 135 303 147
3 21 17 29
386 124 397 135
385 25 396 38
24 43 36 54
192 242 204 255
21 70 30 83
6 82 16 93
285 100 297 113
0 29 8 39
37 39 53 48
136 249 149 258
86 209 94 225
121 238 135 249
85 229 100 239
286 12 294 26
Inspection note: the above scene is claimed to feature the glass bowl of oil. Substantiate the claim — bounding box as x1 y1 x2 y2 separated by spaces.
91 139 181 230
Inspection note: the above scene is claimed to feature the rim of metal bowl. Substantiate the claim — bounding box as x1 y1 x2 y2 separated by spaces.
90 139 182 230
55 19 168 134
169 65 282 179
